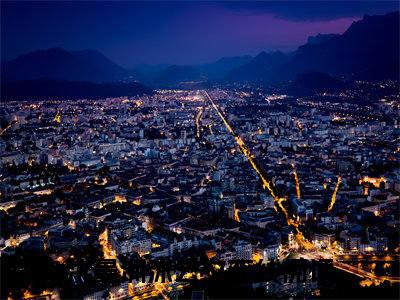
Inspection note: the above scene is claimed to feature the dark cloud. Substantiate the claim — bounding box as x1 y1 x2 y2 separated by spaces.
221 1 399 21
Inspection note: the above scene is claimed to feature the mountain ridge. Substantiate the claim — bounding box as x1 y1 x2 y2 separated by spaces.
2 11 398 88
227 11 399 84
2 48 130 83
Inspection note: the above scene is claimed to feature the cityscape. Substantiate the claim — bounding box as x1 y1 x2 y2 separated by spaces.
1 1 399 300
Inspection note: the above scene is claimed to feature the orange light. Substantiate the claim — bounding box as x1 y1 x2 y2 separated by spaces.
328 176 342 212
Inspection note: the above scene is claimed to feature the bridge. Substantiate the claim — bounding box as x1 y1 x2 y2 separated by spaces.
335 254 400 262
334 261 400 283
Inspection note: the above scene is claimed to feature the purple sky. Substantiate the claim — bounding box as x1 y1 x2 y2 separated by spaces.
1 1 398 66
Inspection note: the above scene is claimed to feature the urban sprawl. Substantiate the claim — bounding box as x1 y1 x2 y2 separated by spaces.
1 84 399 299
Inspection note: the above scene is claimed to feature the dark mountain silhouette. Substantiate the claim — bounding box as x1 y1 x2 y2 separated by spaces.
2 48 130 83
153 65 203 87
198 55 253 80
306 33 340 45
131 56 252 86
225 51 289 83
287 72 348 95
1 79 152 100
227 12 399 84
1 12 397 89
129 64 171 83
284 12 399 81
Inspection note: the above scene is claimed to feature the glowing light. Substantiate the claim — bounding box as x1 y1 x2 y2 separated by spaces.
328 176 342 212
53 111 61 123
206 250 217 259
213 264 221 270
359 278 374 287
145 216 154 233
0 123 13 136
99 229 116 259
208 124 213 135
363 186 369 196
252 252 262 264
359 176 386 188
292 163 301 200
114 194 127 203
195 107 203 138
383 263 391 269
23 290 33 299
234 202 241 222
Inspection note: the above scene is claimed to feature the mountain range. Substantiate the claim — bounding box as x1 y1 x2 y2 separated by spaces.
282 11 399 81
225 51 290 83
1 11 398 97
1 48 130 83
226 11 399 84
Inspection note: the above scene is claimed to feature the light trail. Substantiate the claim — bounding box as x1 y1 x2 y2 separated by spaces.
208 124 213 135
204 91 313 249
291 163 301 200
195 107 203 138
328 176 342 212
0 120 18 136
0 124 12 136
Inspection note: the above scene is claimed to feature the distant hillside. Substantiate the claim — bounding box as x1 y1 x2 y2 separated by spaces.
130 64 171 83
284 12 399 80
306 33 340 45
131 56 253 86
287 72 348 96
1 79 152 100
1 48 130 83
225 51 289 83
226 12 399 84
198 55 253 80
153 65 203 87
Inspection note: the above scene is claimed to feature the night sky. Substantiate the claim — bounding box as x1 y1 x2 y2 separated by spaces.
1 1 398 66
